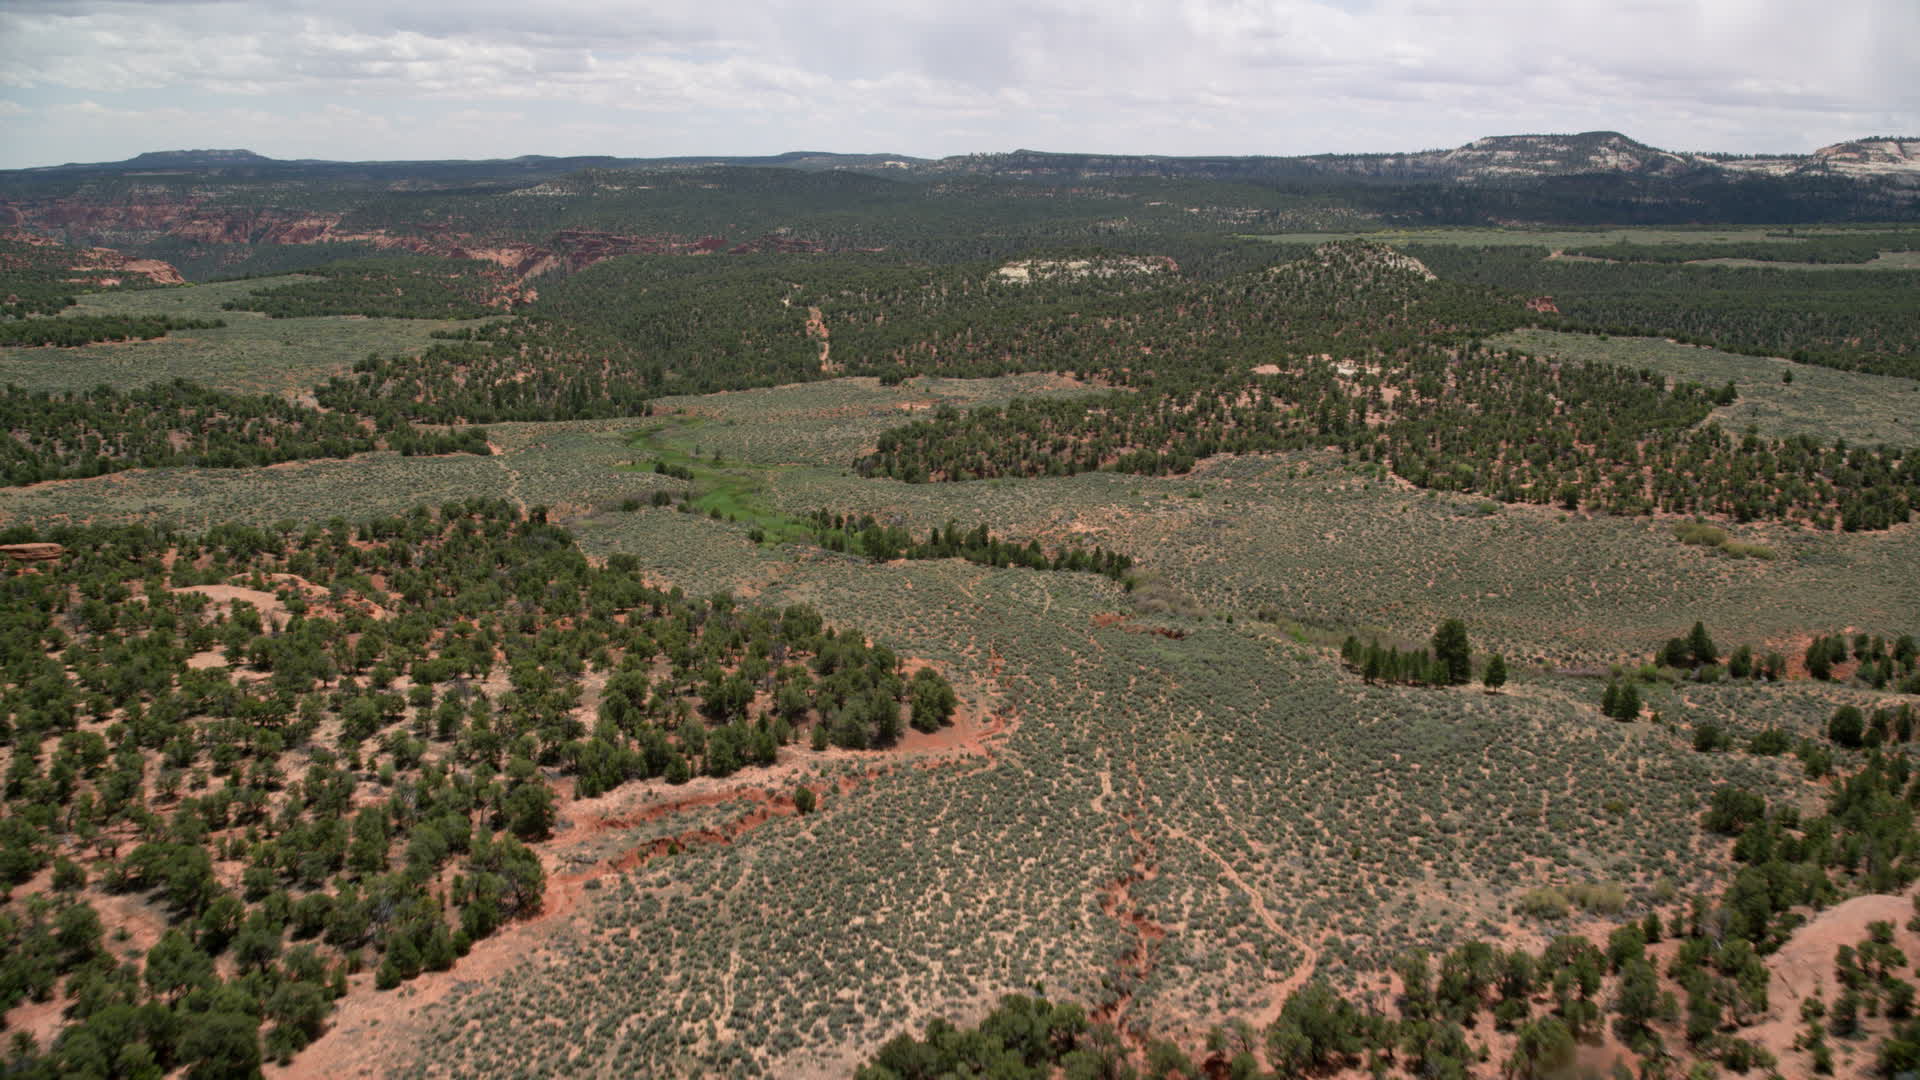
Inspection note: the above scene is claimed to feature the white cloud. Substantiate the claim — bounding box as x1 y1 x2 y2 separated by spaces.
0 0 1914 164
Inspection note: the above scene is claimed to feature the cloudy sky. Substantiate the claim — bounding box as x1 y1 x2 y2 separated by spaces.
0 0 1914 168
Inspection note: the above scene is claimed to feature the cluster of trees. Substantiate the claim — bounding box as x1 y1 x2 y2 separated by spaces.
222 257 512 319
1804 631 1920 690
1337 619 1485 688
0 500 960 1072
0 379 489 487
318 331 661 423
856 995 1131 1080
863 332 1916 531
800 510 1136 584
1599 680 1643 721
1636 621 1918 692
1621 620 1920 734
0 380 378 485
0 314 223 348
1372 354 1916 531
1826 704 1918 750
1649 621 1790 682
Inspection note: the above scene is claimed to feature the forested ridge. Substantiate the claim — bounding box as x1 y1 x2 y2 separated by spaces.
795 510 1137 584
856 245 1919 531
1415 244 1920 379
221 258 516 320
0 501 957 1076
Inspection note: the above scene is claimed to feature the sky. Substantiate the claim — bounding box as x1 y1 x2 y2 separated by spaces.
0 0 1915 168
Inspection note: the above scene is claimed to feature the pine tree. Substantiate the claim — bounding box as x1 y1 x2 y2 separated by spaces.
1431 619 1471 686
1483 654 1507 691
1614 682 1641 721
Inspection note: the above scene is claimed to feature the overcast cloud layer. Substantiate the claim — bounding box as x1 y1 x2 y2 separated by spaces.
1 0 1915 168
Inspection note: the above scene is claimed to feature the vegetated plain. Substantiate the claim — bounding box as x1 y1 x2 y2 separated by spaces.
3 148 1920 1080
1490 329 1920 447
0 277 500 397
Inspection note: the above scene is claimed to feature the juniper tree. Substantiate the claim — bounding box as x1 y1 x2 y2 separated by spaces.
1687 621 1719 667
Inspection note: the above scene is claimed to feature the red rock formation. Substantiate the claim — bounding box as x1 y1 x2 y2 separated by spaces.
0 543 64 562
66 246 185 285
1524 295 1560 314
260 215 346 244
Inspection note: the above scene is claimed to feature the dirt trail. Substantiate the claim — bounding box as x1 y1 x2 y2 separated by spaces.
1164 823 1319 1029
1091 767 1114 817
488 439 527 512
806 306 838 373
1092 809 1166 1041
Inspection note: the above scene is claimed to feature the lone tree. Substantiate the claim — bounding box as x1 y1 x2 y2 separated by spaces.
908 667 959 733
1483 654 1508 691
1613 682 1642 721
1432 619 1472 686
1829 705 1866 749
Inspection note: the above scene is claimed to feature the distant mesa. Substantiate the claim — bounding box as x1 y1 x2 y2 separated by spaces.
123 148 275 168
1439 130 1697 178
8 133 1919 184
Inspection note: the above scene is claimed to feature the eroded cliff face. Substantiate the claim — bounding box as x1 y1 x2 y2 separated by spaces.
2 229 185 286
1 192 830 284
71 250 186 286
10 199 317 244
1813 137 1920 176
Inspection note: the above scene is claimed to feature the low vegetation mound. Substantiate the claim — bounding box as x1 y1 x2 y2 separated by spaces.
1272 238 1437 284
995 253 1176 283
